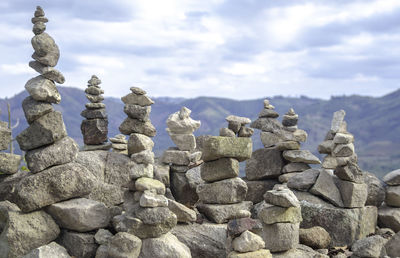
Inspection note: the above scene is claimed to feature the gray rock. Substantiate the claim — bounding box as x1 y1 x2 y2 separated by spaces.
168 199 196 223
31 32 60 67
232 230 265 253
220 127 236 137
201 136 252 162
171 222 227 258
104 152 131 186
0 171 29 203
318 140 334 154
25 136 79 173
226 115 251 125
170 133 196 151
185 165 204 189
333 143 354 157
283 150 321 164
107 232 142 258
337 180 367 208
301 201 377 246
28 61 65 84
171 171 199 207
322 154 358 169
196 201 252 224
83 143 112 151
131 150 155 165
333 133 354 144
85 86 104 95
201 158 239 182
238 126 254 137
0 126 11 151
140 232 191 258
385 231 400 258
81 118 108 145
262 222 299 252
22 96 54 124
140 191 168 207
259 108 279 118
124 104 150 121
127 133 154 155
351 235 387 258
334 163 363 183
263 187 300 207
0 153 21 174
245 148 284 180
17 111 67 151
244 179 277 203
383 169 400 186
282 163 311 173
299 226 331 249
46 198 110 232
331 110 346 133
310 170 343 207
250 117 283 133
378 204 400 232
95 245 108 258
58 231 98 258
227 217 259 237
276 141 300 151
287 169 320 191
228 250 272 258
14 162 95 212
135 177 166 195
258 204 302 224
162 149 191 165
154 163 170 186
25 75 61 103
121 93 154 106
85 103 105 109
80 108 107 119
197 177 248 204
94 229 113 245
260 131 281 147
166 107 201 134
87 182 124 207
119 117 156 137
0 201 60 258
130 86 146 95
385 185 400 207
362 172 384 206
279 172 301 183
22 242 70 258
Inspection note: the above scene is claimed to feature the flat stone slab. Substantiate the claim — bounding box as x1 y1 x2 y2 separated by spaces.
258 203 302 224
282 150 321 164
309 170 343 207
245 148 284 180
197 177 248 204
196 201 252 224
263 187 300 207
162 149 191 165
287 169 320 192
201 136 252 162
201 158 239 182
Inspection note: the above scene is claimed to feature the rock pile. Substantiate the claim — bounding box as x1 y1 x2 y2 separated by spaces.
109 134 128 154
0 119 21 175
196 132 253 224
220 115 254 138
80 75 111 151
379 169 400 232
162 107 202 206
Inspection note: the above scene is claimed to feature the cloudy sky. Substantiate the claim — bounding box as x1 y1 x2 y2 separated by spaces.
0 0 399 100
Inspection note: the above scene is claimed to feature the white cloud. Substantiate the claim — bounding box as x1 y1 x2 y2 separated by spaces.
0 63 34 75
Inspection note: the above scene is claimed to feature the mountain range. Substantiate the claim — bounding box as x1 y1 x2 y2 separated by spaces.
1 86 399 178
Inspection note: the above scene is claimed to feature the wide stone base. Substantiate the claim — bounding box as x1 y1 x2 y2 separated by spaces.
196 201 253 224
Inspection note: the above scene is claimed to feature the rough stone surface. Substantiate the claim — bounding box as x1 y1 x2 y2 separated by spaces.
250 117 283 133
17 111 67 151
220 127 236 137
351 235 387 258
171 171 199 207
197 177 248 204
94 229 113 245
333 143 354 157
196 201 252 224
185 165 204 189
168 199 196 223
58 231 97 258
244 179 278 204
232 230 265 253
31 33 60 67
14 162 95 212
22 96 54 124
280 171 300 183
378 204 400 232
282 150 321 164
127 133 154 155
276 141 300 151
135 177 165 195
171 222 227 258
299 226 331 249
131 150 154 165
386 185 400 207
25 136 78 173
154 163 170 186
383 169 400 186
262 222 299 252
260 132 281 147
46 198 110 232
282 163 311 173
107 232 142 258
119 117 156 137
140 232 191 258
170 133 196 151
140 191 168 207
310 170 343 207
385 231 400 258
227 217 259 237
228 250 272 258
287 169 320 191
201 136 252 162
29 61 65 84
263 188 300 207
162 149 191 165
121 93 154 106
258 204 302 224
25 75 61 104
81 119 108 145
22 242 70 258
0 153 21 175
331 110 346 133
124 104 150 121
245 148 284 180
0 201 60 258
166 107 201 134
201 158 239 182
334 163 363 183
336 180 368 208
80 108 107 119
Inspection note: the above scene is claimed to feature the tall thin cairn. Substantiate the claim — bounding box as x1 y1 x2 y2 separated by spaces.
80 75 111 151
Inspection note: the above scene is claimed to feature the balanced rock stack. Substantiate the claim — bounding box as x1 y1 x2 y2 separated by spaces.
195 132 253 224
220 115 254 138
109 134 128 154
0 119 21 175
80 75 111 151
379 169 400 232
162 107 203 206
258 186 302 253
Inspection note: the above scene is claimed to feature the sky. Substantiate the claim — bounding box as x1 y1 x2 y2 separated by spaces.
0 0 400 100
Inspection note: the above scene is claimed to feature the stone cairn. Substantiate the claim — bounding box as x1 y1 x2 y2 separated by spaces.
379 169 400 233
195 117 253 224
162 107 202 207
80 75 111 151
0 118 21 176
110 133 128 154
220 115 254 138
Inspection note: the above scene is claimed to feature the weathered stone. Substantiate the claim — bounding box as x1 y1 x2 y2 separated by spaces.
258 203 302 224
0 171 29 203
130 162 154 180
386 185 400 207
46 198 110 232
244 179 277 203
322 154 358 169
196 201 252 224
58 231 97 258
310 170 343 207
232 230 265 253
109 134 127 144
351 235 387 258
330 110 346 132
22 242 70 258
201 158 239 182
245 148 284 180
301 201 377 246
87 75 101 86
25 136 78 173
94 229 113 245
31 32 60 67
87 182 124 207
85 86 104 95
283 150 321 164
0 201 60 258
299 226 331 249
287 169 320 191
272 245 328 258
385 231 400 258
162 149 191 165
260 132 281 147
238 126 254 137
104 152 131 186
170 133 196 151
259 108 279 118
364 172 385 207
121 93 154 106
140 232 191 258
119 117 156 137
220 127 236 137
123 104 150 121
14 162 95 212
197 177 248 204
131 150 154 164
0 127 11 151
22 96 54 124
81 119 108 145
383 169 400 186
73 150 106 181
262 222 299 252
228 250 272 258
276 141 300 151
279 172 302 183
336 180 367 208
154 163 170 186
17 111 67 151
292 129 308 142
201 136 252 162
29 61 64 84
80 108 107 119
250 117 283 133
318 140 334 154
83 143 112 151
227 217 259 237
140 191 168 207
135 177 166 195
166 107 201 134
95 245 108 258
171 172 199 207
333 143 354 157
334 163 363 183
228 121 241 134
112 143 127 150
107 232 142 258
0 153 21 174
333 133 354 144
263 188 300 207
127 133 154 155
168 199 196 223
85 103 105 109
25 75 60 104
86 93 104 103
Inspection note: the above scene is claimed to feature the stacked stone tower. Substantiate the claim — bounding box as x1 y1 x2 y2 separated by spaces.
110 134 128 154
0 118 21 176
80 75 111 151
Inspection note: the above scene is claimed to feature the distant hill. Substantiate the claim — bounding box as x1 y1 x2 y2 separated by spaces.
1 87 399 178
